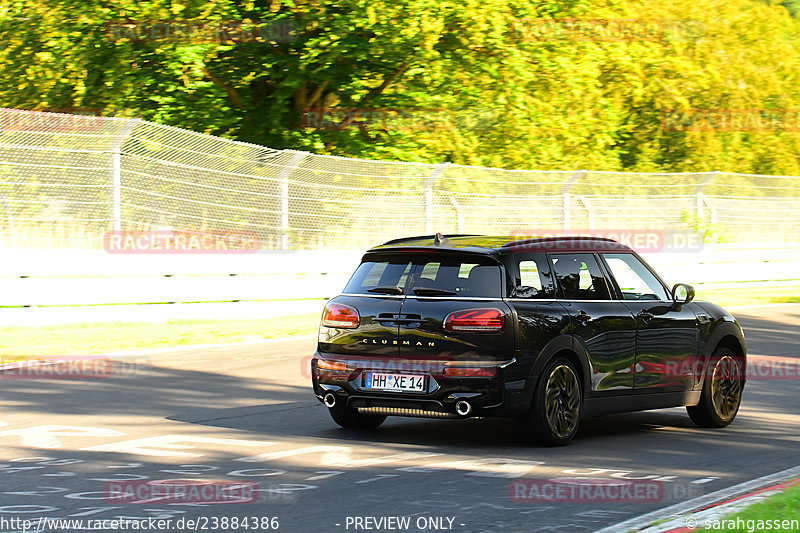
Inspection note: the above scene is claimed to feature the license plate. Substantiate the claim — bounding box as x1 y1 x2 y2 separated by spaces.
365 372 426 392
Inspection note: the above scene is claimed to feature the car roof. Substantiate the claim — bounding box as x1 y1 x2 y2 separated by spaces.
368 234 634 254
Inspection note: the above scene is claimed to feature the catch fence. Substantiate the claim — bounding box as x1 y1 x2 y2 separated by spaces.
1 108 798 250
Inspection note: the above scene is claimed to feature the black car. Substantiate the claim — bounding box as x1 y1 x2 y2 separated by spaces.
311 234 746 445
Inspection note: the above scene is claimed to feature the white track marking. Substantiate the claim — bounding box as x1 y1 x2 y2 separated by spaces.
355 474 399 484
84 435 274 457
306 471 344 481
236 447 440 468
0 426 123 449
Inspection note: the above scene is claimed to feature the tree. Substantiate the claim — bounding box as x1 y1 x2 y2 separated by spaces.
1 0 800 175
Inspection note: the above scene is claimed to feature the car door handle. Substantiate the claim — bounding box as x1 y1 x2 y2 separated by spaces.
576 310 591 325
638 311 655 323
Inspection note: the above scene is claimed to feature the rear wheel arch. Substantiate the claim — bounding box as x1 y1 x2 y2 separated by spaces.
525 336 592 400
551 349 588 400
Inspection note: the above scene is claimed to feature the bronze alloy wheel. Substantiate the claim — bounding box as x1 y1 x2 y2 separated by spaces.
544 364 581 439
710 355 743 422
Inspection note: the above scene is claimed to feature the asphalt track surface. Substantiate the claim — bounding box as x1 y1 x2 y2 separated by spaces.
0 304 798 533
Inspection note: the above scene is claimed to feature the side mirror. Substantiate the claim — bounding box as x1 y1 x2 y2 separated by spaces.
671 283 695 306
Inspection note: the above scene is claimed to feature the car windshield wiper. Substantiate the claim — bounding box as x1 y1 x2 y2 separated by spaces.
366 286 404 295
412 287 457 296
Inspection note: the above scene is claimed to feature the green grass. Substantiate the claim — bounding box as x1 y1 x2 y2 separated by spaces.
0 314 320 359
694 284 800 309
697 482 800 532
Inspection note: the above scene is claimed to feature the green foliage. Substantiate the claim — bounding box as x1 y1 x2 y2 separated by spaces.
757 0 800 16
783 0 800 16
1 0 800 174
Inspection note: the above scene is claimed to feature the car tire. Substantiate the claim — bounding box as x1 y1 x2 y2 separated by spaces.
327 403 387 430
518 357 582 446
687 347 743 428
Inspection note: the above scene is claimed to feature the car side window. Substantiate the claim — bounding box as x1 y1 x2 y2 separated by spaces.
602 253 669 301
514 255 556 299
550 253 611 300
520 262 542 289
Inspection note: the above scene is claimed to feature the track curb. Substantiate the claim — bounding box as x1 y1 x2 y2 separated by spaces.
595 465 800 533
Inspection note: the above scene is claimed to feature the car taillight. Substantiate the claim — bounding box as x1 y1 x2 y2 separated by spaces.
317 359 348 371
444 308 504 332
322 303 360 328
443 367 498 377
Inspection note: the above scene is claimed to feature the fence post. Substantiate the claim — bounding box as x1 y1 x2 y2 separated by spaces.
576 196 595 229
425 162 450 234
703 196 718 224
0 195 12 247
109 119 139 232
111 152 122 232
448 196 464 233
278 151 309 250
561 170 585 230
696 171 717 223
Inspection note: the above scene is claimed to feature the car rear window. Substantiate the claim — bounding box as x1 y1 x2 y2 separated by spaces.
344 258 414 294
343 255 502 298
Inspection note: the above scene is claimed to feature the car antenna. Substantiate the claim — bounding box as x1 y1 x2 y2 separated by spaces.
434 232 448 246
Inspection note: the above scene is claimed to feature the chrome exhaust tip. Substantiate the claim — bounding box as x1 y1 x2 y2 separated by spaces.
455 400 472 416
323 393 337 408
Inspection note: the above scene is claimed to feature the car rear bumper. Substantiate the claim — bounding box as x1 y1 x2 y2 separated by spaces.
311 351 525 418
